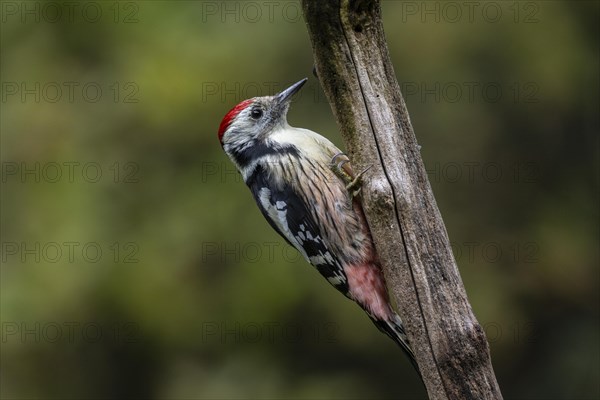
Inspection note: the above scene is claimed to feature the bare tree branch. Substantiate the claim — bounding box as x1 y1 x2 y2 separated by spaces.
301 1 503 398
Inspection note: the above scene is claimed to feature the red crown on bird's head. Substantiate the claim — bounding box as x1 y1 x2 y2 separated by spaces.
218 99 254 144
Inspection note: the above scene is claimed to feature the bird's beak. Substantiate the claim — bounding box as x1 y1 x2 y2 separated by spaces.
275 78 308 105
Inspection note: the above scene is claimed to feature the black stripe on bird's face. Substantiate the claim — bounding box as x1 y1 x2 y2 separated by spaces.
229 141 300 171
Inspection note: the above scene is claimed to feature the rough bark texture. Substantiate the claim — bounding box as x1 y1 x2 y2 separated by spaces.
301 1 503 399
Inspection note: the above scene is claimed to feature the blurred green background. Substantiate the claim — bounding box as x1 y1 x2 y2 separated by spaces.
1 1 598 399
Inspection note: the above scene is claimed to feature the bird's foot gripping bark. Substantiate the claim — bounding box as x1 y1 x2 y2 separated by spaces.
330 152 371 199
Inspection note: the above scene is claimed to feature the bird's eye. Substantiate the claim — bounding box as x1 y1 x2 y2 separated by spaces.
250 109 263 119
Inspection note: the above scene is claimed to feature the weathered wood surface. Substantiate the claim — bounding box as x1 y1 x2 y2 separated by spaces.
301 1 503 399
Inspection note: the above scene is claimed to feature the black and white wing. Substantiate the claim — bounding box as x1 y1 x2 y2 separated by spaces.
246 164 349 295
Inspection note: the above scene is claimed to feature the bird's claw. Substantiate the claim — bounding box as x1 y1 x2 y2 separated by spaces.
330 152 353 185
329 152 371 199
345 165 372 197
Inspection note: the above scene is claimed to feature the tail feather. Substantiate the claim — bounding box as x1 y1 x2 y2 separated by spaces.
371 313 422 379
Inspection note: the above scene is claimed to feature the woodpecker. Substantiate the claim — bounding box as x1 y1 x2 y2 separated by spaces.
218 78 419 374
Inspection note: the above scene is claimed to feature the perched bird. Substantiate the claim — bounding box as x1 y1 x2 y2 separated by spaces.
218 78 419 374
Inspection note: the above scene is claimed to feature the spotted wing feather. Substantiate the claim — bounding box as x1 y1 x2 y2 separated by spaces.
246 164 349 295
